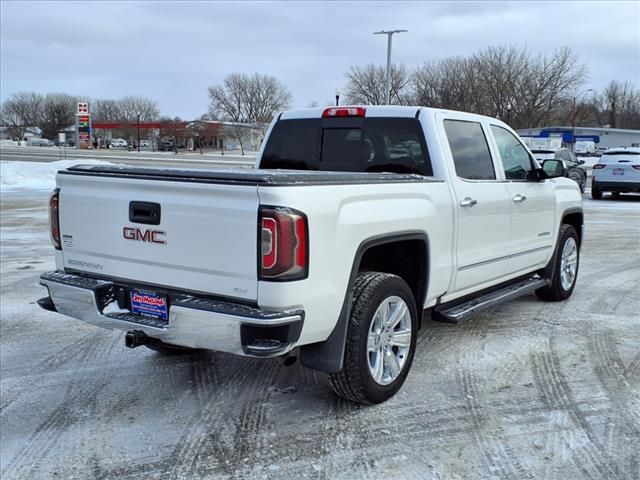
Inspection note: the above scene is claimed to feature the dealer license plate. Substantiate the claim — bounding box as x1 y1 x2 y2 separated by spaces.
613 168 625 175
130 289 169 321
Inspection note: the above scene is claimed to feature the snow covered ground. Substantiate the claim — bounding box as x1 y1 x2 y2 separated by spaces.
1 160 112 191
1 164 639 479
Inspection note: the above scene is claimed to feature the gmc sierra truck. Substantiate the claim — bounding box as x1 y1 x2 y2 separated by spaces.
38 106 583 404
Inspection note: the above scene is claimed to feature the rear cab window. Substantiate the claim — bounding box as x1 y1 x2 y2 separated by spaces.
443 119 496 180
260 117 433 176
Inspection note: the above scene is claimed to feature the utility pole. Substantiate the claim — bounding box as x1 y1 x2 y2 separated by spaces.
373 29 407 105
136 112 141 153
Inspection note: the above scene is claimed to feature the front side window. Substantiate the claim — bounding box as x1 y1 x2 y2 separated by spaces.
443 120 496 180
491 125 535 180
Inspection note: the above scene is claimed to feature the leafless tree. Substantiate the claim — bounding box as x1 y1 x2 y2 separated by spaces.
0 92 44 141
38 93 80 140
599 80 640 129
411 46 587 128
344 64 411 105
92 99 122 123
118 96 160 123
208 73 291 124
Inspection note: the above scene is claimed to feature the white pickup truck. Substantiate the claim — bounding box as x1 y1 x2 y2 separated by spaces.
39 106 583 404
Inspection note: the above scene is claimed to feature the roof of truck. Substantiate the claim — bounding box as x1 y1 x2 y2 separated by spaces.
279 105 496 123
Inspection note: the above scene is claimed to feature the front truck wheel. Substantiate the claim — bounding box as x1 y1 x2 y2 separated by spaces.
329 272 418 404
535 224 580 301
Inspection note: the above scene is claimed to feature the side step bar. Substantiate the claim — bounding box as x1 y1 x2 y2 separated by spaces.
432 276 549 324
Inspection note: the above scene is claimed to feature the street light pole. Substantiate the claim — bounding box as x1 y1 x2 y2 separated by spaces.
373 29 407 105
335 89 340 106
136 112 141 153
571 88 593 152
507 102 512 125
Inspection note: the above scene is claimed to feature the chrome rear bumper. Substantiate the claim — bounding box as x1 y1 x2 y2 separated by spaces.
39 271 303 357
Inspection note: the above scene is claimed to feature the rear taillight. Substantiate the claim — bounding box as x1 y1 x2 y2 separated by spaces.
259 207 308 281
593 164 605 169
49 188 61 250
322 107 366 118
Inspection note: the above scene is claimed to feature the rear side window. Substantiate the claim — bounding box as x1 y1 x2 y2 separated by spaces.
443 120 496 180
261 117 432 175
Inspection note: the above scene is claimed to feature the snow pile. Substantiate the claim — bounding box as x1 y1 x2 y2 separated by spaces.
1 160 112 191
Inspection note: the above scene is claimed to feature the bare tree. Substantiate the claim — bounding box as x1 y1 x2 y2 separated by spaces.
600 80 640 129
411 46 587 128
92 99 122 123
208 73 291 124
118 96 159 122
344 64 411 105
0 92 44 141
38 93 80 140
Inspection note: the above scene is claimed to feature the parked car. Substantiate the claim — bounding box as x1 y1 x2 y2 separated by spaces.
110 138 128 149
27 138 54 147
140 140 150 149
158 138 175 151
531 148 587 193
591 147 640 199
38 106 582 404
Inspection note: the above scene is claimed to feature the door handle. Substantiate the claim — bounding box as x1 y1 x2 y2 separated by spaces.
459 197 478 207
513 194 527 203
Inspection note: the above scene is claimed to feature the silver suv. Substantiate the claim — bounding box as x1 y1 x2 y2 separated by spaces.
591 147 640 199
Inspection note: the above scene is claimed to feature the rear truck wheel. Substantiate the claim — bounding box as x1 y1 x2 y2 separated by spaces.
329 272 418 404
536 224 579 301
591 179 602 199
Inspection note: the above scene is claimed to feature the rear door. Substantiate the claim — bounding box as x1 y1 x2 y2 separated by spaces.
442 118 512 292
57 173 260 301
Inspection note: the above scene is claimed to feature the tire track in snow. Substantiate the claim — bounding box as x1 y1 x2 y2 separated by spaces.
530 342 619 480
164 358 279 479
1 333 117 479
458 369 534 480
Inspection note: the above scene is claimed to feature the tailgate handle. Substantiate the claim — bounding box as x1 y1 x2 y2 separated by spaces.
129 201 161 225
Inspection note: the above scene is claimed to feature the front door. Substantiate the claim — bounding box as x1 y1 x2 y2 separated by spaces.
489 124 556 274
442 118 513 293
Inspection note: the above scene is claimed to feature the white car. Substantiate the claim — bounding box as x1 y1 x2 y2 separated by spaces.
110 138 128 149
591 147 640 199
38 106 582 404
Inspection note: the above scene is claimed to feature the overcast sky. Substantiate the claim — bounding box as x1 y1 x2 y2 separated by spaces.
1 1 639 119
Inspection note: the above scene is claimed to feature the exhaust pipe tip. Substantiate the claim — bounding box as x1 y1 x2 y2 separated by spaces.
283 355 297 367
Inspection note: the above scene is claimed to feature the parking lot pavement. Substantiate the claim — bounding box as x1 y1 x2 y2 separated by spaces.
1 191 639 479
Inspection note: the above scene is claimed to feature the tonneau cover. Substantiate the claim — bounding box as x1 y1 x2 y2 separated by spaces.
62 164 433 186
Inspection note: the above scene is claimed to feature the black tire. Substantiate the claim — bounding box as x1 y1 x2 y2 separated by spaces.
329 272 418 404
591 180 602 200
535 224 579 301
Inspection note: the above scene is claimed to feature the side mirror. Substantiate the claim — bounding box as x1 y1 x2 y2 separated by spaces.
542 159 566 178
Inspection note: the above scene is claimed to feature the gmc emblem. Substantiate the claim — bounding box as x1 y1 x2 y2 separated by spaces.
123 227 166 244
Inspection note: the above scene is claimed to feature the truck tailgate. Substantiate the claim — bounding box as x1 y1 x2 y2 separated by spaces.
56 170 259 301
